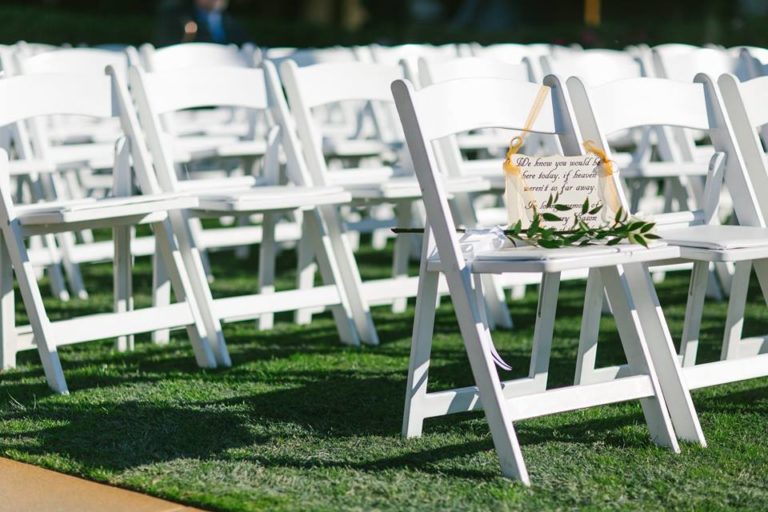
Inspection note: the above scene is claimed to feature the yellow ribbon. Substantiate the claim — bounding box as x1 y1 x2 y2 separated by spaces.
582 140 621 216
582 140 615 177
502 86 550 227
503 86 550 175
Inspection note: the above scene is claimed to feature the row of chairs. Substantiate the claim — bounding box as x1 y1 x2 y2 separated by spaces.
3 40 768 485
5 41 756 314
394 64 768 483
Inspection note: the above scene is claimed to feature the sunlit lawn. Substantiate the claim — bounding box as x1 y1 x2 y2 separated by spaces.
1 243 767 511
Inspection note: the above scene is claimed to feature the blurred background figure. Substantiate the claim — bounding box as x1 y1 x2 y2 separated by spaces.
154 0 249 46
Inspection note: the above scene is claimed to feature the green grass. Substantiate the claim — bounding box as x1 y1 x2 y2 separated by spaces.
1 243 768 511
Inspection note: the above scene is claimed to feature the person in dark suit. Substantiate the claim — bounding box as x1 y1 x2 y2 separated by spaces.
154 0 249 46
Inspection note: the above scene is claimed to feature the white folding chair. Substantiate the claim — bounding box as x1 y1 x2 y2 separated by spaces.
0 69 225 393
392 75 704 483
569 72 768 405
11 47 145 300
281 59 489 316
129 60 379 346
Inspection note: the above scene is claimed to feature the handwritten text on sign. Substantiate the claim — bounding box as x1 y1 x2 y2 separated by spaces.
508 154 618 229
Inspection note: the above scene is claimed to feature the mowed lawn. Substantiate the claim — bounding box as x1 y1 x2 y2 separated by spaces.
1 242 767 511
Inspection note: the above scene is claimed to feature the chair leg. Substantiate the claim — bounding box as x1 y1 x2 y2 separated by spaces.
55 231 88 300
480 274 514 330
574 269 604 385
153 221 219 368
680 261 710 367
1 227 68 394
319 205 378 345
113 225 134 352
721 261 751 361
234 215 251 260
294 218 317 325
403 266 440 439
305 210 359 346
257 212 277 331
41 233 70 301
151 249 171 345
613 263 705 446
0 239 16 370
391 201 413 313
599 265 681 451
188 217 214 283
447 268 529 483
528 272 560 389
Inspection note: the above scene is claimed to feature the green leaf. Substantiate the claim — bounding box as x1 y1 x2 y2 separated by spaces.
614 207 624 224
628 221 645 232
645 233 661 240
553 204 571 211
640 222 656 233
546 194 554 208
542 213 562 222
581 198 590 215
564 233 584 244
588 205 603 215
511 219 522 235
527 215 541 237
607 237 622 246
538 239 563 249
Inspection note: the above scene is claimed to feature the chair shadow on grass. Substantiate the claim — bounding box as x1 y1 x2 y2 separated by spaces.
2 269 766 479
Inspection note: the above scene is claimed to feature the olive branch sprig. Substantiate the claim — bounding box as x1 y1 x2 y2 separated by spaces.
503 192 660 249
391 193 660 249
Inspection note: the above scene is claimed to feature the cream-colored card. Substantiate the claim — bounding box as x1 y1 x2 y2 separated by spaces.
504 153 621 229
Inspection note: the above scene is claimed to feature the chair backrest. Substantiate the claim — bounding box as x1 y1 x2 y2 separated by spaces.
391 76 583 268
15 47 130 80
718 73 768 225
541 50 644 85
471 43 550 62
129 61 310 191
0 68 164 200
140 42 250 71
567 74 764 227
266 46 358 68
0 73 117 128
280 60 404 185
368 43 458 85
418 57 540 178
418 56 530 86
653 47 743 83
471 43 550 81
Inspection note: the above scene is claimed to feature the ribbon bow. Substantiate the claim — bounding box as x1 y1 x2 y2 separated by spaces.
583 140 616 177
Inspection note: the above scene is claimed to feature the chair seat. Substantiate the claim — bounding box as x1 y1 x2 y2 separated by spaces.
662 225 768 262
194 186 351 213
16 193 197 227
428 242 680 273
